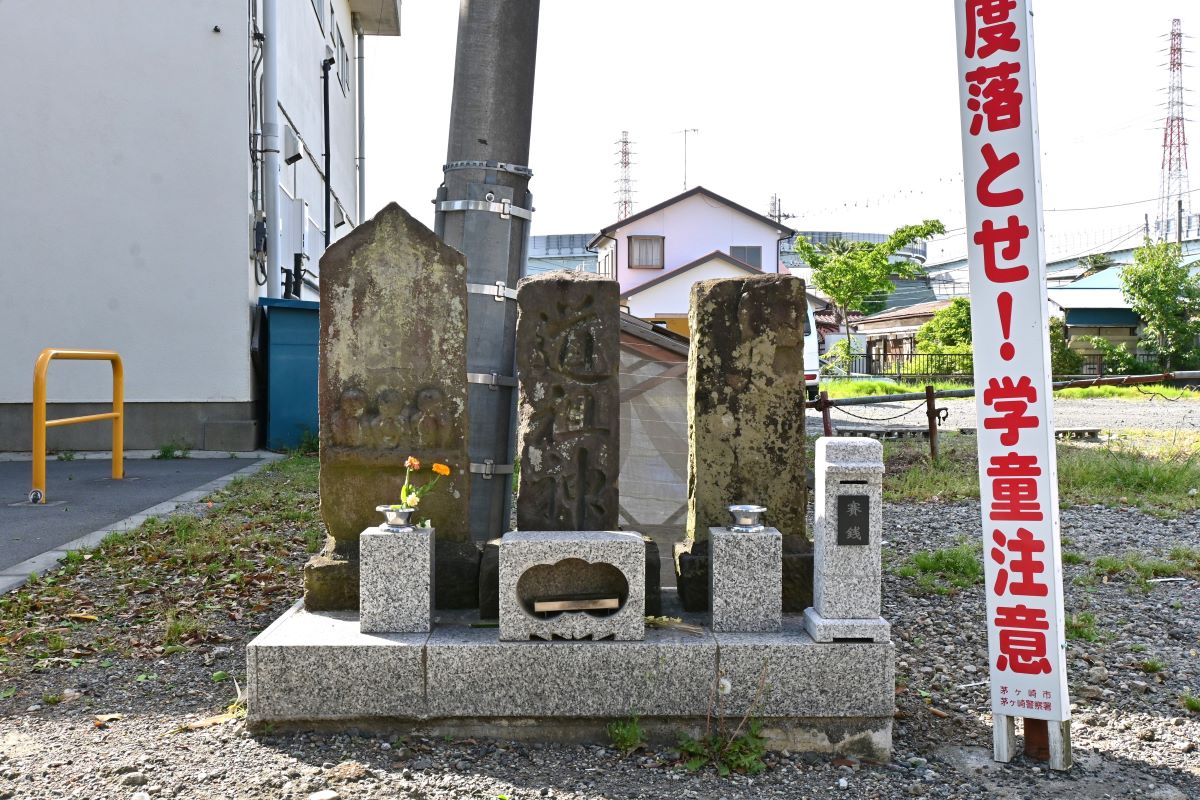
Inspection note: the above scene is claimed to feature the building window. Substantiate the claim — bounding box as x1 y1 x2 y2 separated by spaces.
730 245 762 268
311 0 325 31
629 236 664 269
336 25 349 93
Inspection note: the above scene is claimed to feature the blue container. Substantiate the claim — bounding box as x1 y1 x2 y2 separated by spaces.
258 298 319 450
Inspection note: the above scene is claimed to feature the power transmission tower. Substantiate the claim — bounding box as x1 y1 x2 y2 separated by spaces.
1157 18 1191 241
768 193 796 225
615 131 635 220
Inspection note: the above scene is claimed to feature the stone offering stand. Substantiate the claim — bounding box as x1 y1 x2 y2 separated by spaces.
247 207 895 758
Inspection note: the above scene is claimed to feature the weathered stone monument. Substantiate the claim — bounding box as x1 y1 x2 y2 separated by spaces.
515 271 620 530
677 274 811 611
306 203 475 611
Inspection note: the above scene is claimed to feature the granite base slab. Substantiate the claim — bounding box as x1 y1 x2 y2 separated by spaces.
248 602 895 760
714 618 895 718
248 601 428 724
803 607 891 643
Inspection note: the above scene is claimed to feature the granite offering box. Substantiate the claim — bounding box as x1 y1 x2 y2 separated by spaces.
804 437 890 643
499 530 645 642
359 525 434 634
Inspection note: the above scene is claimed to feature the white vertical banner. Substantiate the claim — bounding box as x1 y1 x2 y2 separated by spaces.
954 0 1070 722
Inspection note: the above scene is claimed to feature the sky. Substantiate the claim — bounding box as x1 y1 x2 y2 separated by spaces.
364 1 1196 266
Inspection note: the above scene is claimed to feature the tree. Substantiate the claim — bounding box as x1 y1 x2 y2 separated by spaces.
1076 252 1117 277
1120 238 1200 371
794 220 947 347
916 297 972 348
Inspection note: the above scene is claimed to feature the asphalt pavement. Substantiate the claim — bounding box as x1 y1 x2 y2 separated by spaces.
0 457 264 576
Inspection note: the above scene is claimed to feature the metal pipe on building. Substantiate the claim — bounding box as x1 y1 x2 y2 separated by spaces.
322 56 335 250
435 0 540 542
356 28 366 221
261 0 283 298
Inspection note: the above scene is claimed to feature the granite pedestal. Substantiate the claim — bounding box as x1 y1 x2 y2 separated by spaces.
359 526 433 634
709 525 782 633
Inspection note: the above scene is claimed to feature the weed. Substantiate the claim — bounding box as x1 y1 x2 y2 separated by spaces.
1089 552 1187 588
1138 659 1166 674
1062 551 1087 566
677 667 769 777
607 715 645 753
295 428 320 456
1182 692 1200 713
897 541 983 595
1130 643 1147 653
163 610 207 646
211 671 229 683
1066 612 1100 642
55 450 76 461
153 440 191 460
42 693 62 705
0 687 15 699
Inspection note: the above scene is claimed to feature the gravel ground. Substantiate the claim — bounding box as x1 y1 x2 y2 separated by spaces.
2 498 1197 799
820 396 1200 436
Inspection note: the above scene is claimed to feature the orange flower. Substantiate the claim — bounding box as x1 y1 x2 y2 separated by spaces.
405 456 421 471
432 463 451 477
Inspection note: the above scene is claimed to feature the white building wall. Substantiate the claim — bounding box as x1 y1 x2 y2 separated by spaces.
0 0 250 404
624 261 757 320
612 193 784 293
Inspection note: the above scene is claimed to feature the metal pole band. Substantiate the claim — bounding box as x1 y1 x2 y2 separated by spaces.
436 198 533 221
466 281 518 302
443 159 533 177
466 371 517 389
469 460 516 479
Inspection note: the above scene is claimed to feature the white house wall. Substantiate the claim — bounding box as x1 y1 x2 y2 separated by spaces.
0 0 250 405
274 0 360 293
611 193 783 293
625 261 757 319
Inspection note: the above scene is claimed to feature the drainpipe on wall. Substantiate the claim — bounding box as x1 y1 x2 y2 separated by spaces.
356 28 365 221
262 0 283 298
322 56 335 250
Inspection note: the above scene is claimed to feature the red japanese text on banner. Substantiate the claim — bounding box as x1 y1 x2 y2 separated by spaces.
954 0 1069 723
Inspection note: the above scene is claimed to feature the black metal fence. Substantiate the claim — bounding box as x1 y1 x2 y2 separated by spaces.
826 352 1185 381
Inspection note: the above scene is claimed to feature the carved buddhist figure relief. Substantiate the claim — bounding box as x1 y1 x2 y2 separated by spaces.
330 386 455 449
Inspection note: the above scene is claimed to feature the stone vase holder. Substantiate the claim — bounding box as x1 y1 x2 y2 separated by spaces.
710 520 782 633
359 525 434 634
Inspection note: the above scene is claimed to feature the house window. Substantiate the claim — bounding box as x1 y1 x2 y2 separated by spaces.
729 245 762 268
629 236 664 269
336 25 349 93
311 0 325 31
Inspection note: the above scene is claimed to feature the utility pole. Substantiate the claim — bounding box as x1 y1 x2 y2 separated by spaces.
435 1 540 543
681 128 700 191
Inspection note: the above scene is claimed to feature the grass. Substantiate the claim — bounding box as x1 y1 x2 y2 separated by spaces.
1062 551 1088 565
881 433 1200 517
1055 384 1200 401
1088 549 1197 588
0 455 321 667
1138 658 1166 674
822 378 973 399
1066 612 1101 642
1183 692 1200 714
894 540 984 595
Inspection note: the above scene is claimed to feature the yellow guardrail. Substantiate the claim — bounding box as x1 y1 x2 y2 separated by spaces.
31 349 124 503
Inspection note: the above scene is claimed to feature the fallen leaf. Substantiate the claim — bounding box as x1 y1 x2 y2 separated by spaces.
930 707 949 719
93 713 123 728
174 712 235 732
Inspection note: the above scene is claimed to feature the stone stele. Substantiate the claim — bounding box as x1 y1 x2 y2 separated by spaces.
514 271 620 531
307 202 470 611
686 274 808 543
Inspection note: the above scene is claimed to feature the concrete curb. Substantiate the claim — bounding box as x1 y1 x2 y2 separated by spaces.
0 453 284 595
